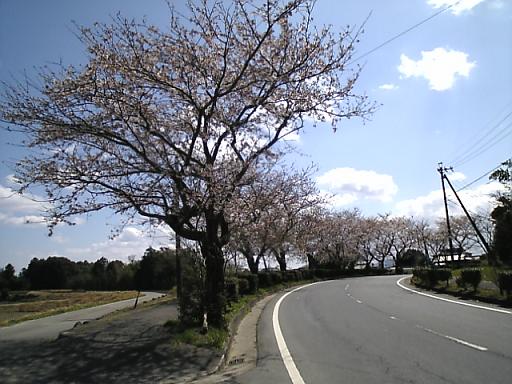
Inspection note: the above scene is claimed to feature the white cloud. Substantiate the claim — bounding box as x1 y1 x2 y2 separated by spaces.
394 180 504 218
0 184 49 226
379 83 399 91
398 48 476 91
316 167 399 208
450 171 467 182
427 0 486 15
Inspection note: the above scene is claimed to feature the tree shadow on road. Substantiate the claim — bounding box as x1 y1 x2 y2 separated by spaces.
0 304 221 383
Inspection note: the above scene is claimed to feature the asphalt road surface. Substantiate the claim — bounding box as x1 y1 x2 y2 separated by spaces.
0 291 165 341
238 275 512 384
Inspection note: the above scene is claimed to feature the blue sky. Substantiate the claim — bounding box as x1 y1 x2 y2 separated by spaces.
1 0 511 271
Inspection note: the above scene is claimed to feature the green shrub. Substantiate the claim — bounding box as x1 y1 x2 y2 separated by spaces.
270 271 282 285
237 278 250 295
225 277 239 301
246 274 258 293
426 269 440 288
413 268 446 288
498 271 512 297
179 253 205 326
302 269 314 280
455 276 465 289
460 269 482 291
258 272 271 288
437 269 452 287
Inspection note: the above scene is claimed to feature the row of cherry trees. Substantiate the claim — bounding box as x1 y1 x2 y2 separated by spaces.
226 187 491 273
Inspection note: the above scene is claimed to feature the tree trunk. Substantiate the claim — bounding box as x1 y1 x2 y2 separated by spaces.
201 212 227 328
307 253 318 269
276 250 287 271
246 255 259 274
202 241 225 328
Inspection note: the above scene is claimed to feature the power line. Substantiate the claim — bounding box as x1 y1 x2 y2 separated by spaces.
349 0 461 64
451 112 512 168
448 101 512 165
455 161 509 192
452 121 512 168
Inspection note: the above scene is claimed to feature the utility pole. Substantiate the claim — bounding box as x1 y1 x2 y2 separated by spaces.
438 163 455 263
443 174 492 255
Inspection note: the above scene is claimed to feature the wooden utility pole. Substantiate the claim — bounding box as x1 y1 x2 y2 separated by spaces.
438 163 455 263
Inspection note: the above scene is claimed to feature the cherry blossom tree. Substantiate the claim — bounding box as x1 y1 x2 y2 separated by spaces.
264 167 323 271
313 209 362 269
1 0 373 326
389 216 417 270
228 165 320 273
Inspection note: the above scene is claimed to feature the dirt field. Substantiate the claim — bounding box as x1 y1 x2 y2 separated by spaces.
0 290 139 326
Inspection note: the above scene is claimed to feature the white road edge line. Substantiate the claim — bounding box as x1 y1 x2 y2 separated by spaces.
396 276 512 315
273 282 323 384
419 326 488 352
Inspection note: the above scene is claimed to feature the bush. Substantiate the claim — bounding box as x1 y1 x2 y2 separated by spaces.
301 269 314 280
437 269 452 287
225 277 239 301
498 271 512 297
413 268 449 288
258 272 272 288
245 274 258 293
460 269 482 291
314 269 337 279
237 278 250 296
179 252 205 326
270 271 282 285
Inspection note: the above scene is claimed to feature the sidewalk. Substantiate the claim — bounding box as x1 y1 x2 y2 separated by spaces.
0 298 222 384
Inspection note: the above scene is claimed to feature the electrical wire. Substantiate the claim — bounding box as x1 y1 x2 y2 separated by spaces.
448 101 512 165
450 110 512 168
455 162 508 192
348 0 461 65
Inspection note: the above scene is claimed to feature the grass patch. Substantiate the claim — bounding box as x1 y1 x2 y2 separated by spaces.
165 319 227 350
164 278 318 351
0 290 140 327
412 267 512 306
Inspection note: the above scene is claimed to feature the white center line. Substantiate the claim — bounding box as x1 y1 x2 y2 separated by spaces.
417 325 488 352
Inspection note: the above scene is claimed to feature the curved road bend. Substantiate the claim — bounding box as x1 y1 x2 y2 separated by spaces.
238 275 512 384
0 291 165 341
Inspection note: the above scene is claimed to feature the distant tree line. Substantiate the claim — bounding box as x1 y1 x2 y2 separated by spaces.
0 247 177 296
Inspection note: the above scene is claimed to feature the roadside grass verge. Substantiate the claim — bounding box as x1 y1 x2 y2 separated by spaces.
0 290 140 327
164 278 319 351
411 267 512 307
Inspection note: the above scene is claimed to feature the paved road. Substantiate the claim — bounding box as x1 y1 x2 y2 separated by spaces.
238 275 512 384
0 291 165 341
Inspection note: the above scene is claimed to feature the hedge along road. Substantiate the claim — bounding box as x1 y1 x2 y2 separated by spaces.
0 291 165 341
236 275 512 384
